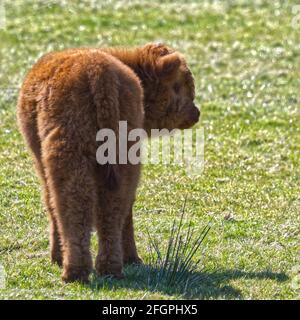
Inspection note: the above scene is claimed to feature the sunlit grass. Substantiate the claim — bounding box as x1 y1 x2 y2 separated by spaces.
0 0 299 299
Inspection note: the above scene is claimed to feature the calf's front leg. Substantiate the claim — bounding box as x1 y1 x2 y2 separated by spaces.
122 204 142 265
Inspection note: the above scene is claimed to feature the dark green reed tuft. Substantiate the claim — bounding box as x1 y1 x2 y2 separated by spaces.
141 198 212 294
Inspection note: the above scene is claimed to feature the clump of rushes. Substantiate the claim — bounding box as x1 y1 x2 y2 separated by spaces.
91 198 212 297
142 198 212 294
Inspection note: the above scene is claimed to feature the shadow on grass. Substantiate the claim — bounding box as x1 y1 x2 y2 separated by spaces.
88 265 289 299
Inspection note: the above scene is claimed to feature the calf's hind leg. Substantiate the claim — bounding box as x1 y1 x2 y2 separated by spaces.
95 188 128 279
96 165 141 277
17 106 62 266
32 151 63 266
43 135 96 283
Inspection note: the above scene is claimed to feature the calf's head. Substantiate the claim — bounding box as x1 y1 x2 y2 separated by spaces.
139 43 200 133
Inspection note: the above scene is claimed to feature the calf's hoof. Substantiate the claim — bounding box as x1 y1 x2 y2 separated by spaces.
95 260 124 279
62 265 91 284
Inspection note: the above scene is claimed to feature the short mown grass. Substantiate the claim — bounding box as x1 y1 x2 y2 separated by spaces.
0 0 299 299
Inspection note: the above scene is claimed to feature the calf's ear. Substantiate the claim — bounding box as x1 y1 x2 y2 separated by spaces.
156 52 181 80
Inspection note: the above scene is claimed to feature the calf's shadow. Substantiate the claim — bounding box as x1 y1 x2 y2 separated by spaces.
88 264 288 299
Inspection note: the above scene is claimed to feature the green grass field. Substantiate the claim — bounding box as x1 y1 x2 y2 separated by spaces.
0 0 299 299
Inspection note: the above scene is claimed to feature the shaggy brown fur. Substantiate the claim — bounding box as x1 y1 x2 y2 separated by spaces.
17 43 200 283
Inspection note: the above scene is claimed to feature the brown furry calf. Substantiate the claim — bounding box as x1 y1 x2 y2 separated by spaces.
17 43 200 283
